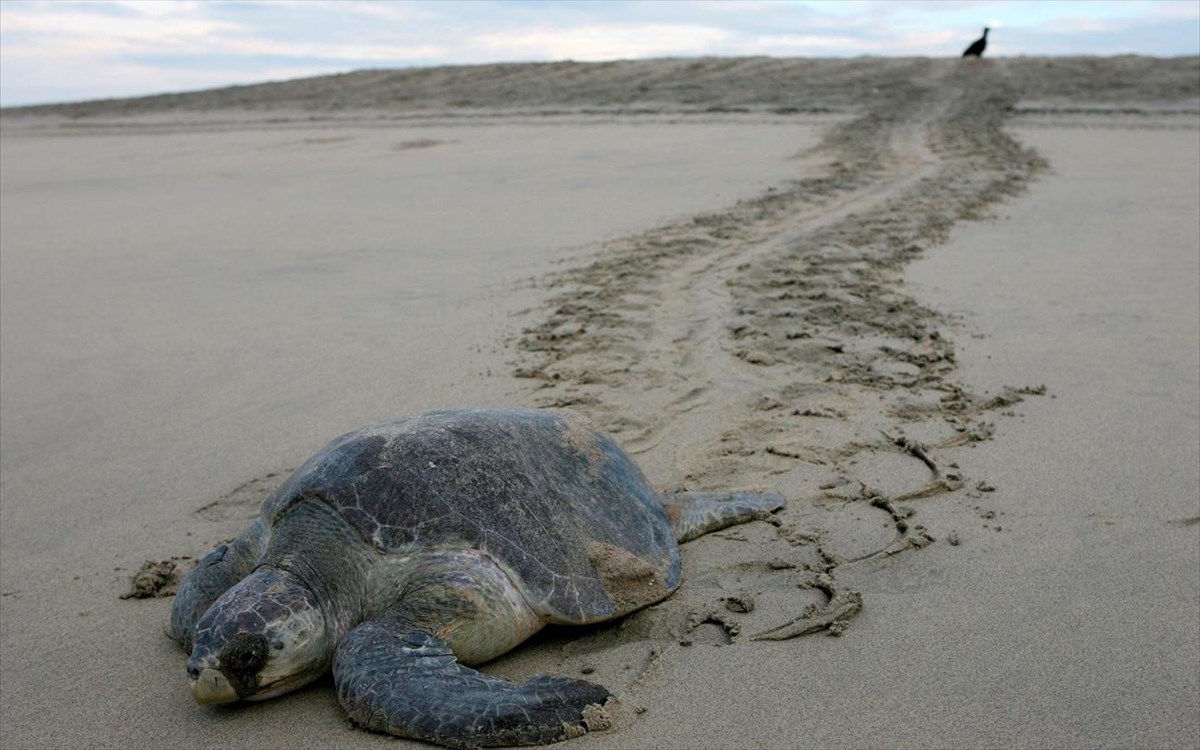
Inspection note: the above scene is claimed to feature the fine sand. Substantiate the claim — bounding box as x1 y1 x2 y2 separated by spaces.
1 57 1197 749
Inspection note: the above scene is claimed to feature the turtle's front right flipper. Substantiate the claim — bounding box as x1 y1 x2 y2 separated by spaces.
334 623 610 748
169 518 269 650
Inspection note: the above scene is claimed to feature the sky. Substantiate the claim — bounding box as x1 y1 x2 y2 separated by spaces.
1 0 1198 107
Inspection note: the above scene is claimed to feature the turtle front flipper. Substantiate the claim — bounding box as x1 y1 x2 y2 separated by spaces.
661 490 785 543
334 624 610 748
170 518 269 650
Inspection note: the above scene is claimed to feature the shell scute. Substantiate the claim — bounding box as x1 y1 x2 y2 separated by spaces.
262 409 680 623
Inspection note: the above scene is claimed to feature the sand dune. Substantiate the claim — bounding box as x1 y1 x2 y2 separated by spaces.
4 55 1197 117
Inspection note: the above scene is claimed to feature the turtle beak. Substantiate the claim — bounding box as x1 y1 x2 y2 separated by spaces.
191 668 240 705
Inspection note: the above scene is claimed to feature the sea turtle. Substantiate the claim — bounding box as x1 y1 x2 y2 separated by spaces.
170 408 782 748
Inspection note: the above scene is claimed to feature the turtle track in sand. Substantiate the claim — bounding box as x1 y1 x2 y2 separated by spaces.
512 59 1047 674
516 60 1044 489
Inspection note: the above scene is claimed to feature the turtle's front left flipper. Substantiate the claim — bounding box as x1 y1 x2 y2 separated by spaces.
334 623 610 748
170 518 269 650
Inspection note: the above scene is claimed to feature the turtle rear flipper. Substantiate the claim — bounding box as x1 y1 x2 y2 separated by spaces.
334 625 610 748
661 491 785 543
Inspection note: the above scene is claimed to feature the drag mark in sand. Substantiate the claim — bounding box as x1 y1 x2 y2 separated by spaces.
513 60 1047 687
517 61 1043 466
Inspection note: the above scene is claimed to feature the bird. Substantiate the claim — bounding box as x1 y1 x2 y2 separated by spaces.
962 27 989 58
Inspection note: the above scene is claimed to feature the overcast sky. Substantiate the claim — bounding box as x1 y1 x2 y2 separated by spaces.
2 0 1197 107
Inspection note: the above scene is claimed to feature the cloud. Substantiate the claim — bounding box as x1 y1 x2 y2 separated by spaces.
745 29 965 57
1 4 248 58
1144 0 1200 21
472 24 731 61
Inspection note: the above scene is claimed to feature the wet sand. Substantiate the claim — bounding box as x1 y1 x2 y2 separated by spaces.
1 57 1197 749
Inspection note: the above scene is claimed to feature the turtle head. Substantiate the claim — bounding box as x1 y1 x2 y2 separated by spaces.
186 567 329 705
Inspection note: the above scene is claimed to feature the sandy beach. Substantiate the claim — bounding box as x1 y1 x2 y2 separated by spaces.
1 56 1197 749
